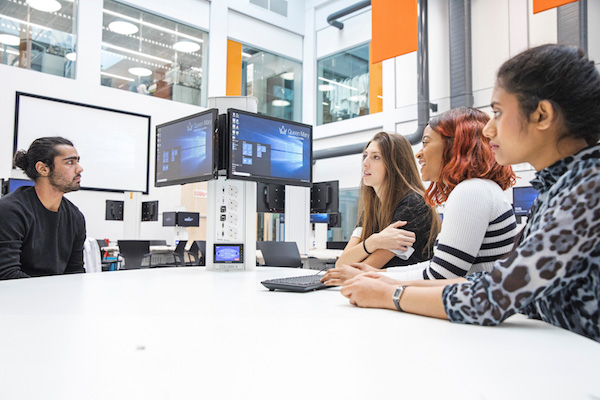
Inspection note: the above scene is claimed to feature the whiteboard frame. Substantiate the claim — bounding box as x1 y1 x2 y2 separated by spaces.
14 92 151 194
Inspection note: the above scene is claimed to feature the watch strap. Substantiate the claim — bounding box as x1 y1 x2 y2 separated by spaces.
392 285 407 312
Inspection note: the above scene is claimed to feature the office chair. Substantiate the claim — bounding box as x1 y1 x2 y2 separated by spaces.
117 240 151 270
257 241 303 268
150 240 167 246
190 240 206 266
173 241 198 266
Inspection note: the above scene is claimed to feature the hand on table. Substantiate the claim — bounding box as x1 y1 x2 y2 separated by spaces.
340 274 398 310
321 263 379 286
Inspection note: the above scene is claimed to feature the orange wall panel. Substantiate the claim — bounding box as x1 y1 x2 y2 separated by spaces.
371 0 418 64
369 45 383 114
226 40 242 96
533 0 578 13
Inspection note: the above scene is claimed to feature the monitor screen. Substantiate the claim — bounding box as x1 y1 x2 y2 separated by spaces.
214 243 244 263
8 178 34 193
513 186 539 216
311 181 339 213
162 211 177 227
155 109 218 187
176 212 200 227
310 213 329 223
227 109 312 187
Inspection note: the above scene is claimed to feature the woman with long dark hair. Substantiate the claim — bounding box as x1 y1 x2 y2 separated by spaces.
326 132 440 274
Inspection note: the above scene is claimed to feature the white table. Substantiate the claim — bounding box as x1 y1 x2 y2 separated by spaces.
0 267 598 399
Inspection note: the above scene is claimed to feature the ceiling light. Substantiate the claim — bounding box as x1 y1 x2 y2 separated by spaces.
128 67 152 77
348 95 367 102
27 0 61 12
173 41 200 53
281 72 294 80
108 20 139 35
272 100 290 107
318 84 333 92
0 34 20 46
65 52 76 61
101 72 135 82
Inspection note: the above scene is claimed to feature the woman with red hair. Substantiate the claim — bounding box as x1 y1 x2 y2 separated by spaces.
323 107 517 285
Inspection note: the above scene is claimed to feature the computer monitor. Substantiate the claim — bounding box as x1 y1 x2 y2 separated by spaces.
310 213 329 223
513 186 539 216
177 212 200 227
257 183 285 213
1 178 34 196
311 181 339 213
155 109 218 187
226 108 312 187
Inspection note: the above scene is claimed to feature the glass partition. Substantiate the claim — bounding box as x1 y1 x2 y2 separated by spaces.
316 43 371 125
101 0 208 106
241 45 302 122
0 0 78 78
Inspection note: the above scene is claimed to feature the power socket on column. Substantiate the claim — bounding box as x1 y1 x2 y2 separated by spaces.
216 180 245 242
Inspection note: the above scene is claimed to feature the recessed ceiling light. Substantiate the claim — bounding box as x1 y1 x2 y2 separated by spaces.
173 41 200 53
65 52 77 61
281 72 294 80
0 34 20 46
318 84 333 92
108 21 139 35
27 0 61 12
128 67 152 77
272 99 290 107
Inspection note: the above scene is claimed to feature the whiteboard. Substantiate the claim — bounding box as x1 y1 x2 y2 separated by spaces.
15 93 150 193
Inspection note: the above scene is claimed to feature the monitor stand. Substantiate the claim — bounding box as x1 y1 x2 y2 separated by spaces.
206 177 257 271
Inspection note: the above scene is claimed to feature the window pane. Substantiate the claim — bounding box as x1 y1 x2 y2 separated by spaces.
101 0 208 106
317 43 370 125
241 45 302 122
0 0 78 78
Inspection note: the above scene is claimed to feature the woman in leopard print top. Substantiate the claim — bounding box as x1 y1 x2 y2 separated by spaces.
340 44 600 342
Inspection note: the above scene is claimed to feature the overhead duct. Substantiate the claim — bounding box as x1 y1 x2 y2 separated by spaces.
557 0 588 53
327 0 371 29
448 0 473 108
315 0 431 161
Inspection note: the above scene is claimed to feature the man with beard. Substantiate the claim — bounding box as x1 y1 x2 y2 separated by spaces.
0 137 86 279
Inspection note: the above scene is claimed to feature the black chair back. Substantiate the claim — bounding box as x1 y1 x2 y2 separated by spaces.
257 241 302 268
190 240 206 266
326 241 347 250
150 240 167 246
118 240 151 269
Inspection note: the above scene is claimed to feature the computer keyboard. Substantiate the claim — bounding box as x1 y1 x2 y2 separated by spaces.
261 274 330 292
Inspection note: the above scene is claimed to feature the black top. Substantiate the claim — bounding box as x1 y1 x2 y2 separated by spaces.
360 192 434 268
0 186 86 280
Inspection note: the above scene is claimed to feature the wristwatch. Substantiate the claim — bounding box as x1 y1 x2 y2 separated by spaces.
392 285 407 312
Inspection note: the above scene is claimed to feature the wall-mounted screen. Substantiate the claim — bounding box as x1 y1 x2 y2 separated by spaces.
513 186 539 216
227 108 312 187
155 109 218 187
15 92 150 193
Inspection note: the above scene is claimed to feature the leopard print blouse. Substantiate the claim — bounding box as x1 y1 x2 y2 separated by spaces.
442 144 600 342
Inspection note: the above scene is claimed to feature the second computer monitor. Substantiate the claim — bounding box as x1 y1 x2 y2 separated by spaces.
513 186 539 216
155 109 218 187
227 109 312 187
